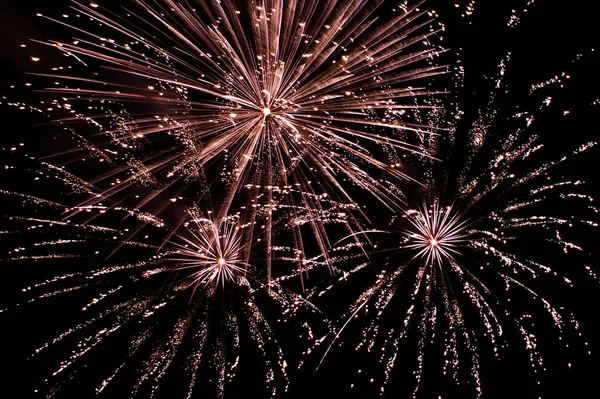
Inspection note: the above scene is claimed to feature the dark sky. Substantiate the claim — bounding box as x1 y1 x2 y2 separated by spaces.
1 1 599 398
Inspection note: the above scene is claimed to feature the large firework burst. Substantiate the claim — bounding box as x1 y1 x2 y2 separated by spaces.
12 0 445 284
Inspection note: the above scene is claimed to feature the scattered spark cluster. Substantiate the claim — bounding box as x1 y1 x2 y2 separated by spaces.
312 25 599 397
0 166 324 397
0 1 598 398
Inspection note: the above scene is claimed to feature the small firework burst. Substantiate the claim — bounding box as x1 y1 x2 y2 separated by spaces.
404 202 469 266
171 216 248 293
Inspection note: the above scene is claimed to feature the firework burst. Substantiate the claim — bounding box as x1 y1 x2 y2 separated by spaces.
171 216 248 293
0 149 328 398
404 202 469 266
312 43 599 399
11 0 446 283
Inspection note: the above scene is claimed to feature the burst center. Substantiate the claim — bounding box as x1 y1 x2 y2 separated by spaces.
218 258 226 266
263 107 271 117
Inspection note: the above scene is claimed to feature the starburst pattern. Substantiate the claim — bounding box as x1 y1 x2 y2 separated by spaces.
13 0 445 283
405 202 468 266
171 216 248 292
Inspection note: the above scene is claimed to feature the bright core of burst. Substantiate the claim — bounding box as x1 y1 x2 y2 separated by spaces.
218 258 226 266
263 107 271 117
406 203 469 267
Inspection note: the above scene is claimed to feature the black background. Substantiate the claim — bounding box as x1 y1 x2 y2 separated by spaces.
1 1 599 398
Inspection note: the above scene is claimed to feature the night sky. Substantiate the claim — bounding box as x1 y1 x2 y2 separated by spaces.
1 1 599 398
